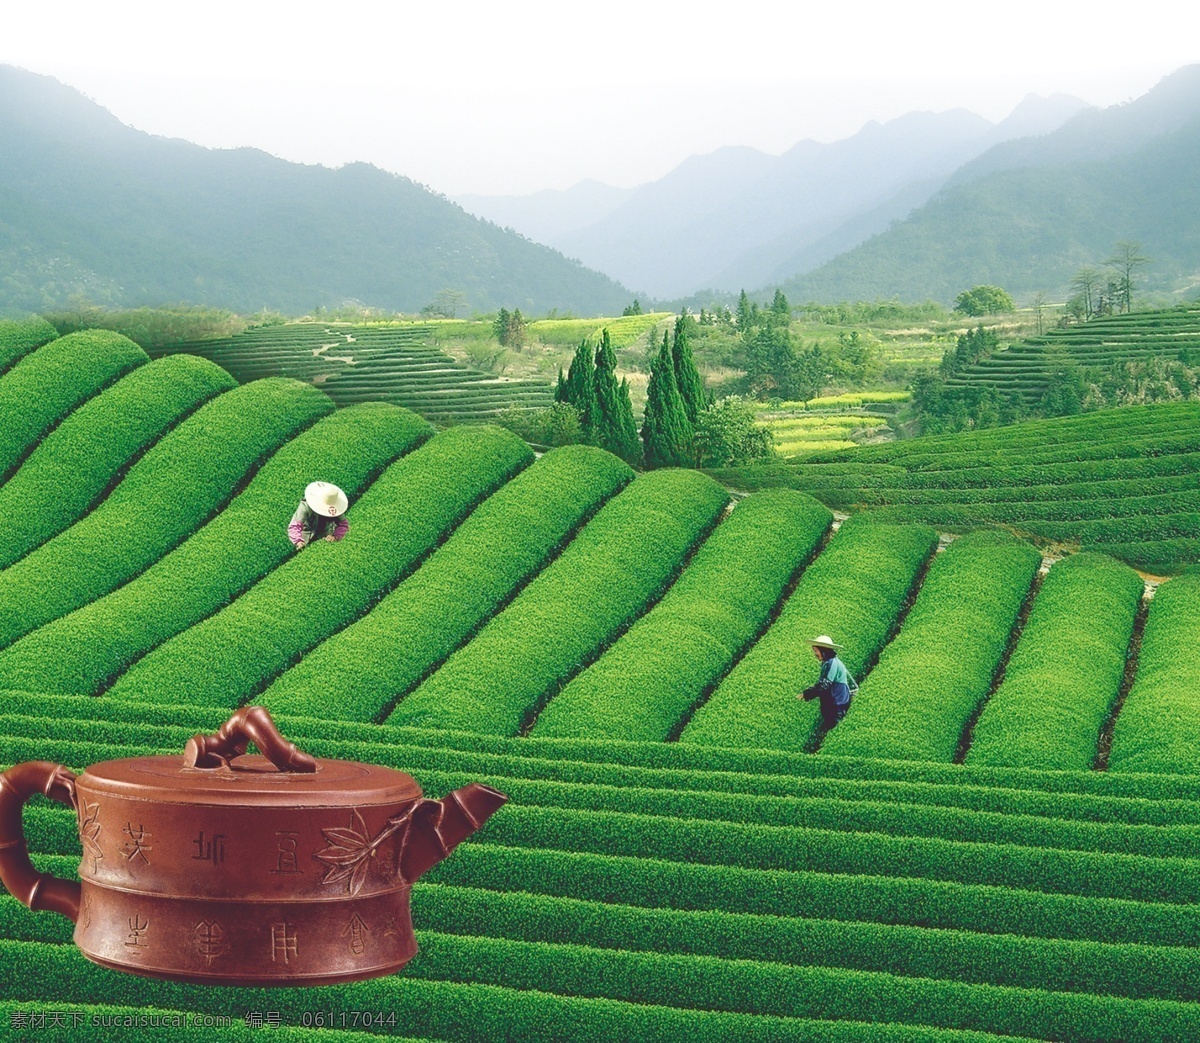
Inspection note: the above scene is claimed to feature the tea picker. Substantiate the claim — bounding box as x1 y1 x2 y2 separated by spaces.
798 635 857 728
289 480 349 550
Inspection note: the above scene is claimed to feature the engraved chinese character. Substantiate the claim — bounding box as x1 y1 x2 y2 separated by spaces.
271 831 302 874
192 830 227 864
126 914 149 950
383 914 399 938
122 822 152 864
343 913 370 956
194 919 230 966
270 922 298 964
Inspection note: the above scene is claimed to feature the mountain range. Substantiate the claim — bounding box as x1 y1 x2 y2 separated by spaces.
0 65 630 316
461 66 1200 306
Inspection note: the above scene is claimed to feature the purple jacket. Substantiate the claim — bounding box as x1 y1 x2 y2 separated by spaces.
288 500 349 548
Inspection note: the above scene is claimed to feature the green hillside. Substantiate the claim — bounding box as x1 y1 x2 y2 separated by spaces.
780 67 1200 304
0 66 630 316
2 321 1200 1040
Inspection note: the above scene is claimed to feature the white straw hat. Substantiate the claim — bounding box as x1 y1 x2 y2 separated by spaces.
304 481 348 518
809 635 842 650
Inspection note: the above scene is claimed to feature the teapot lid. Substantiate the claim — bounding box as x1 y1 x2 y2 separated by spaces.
78 707 421 808
82 753 422 808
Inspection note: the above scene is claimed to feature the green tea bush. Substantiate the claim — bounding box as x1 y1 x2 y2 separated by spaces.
0 379 332 651
966 553 1143 770
1109 568 1200 774
387 469 730 735
680 517 937 750
0 941 1040 1043
821 530 1041 762
0 403 431 694
11 702 1200 826
530 490 832 741
0 355 235 569
262 445 633 722
105 426 533 706
0 330 147 479
0 315 58 374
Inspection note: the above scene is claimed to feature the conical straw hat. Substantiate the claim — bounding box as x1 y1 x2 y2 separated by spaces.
304 481 348 518
808 635 842 650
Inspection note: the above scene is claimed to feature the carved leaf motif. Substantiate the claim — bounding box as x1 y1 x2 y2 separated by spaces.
77 800 102 870
313 806 418 895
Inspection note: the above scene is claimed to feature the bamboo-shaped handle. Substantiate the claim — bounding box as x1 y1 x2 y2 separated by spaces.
182 706 317 773
0 761 81 922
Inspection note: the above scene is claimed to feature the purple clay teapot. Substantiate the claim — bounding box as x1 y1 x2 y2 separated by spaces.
0 706 507 986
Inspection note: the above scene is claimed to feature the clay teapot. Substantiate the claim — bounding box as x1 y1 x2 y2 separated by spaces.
0 706 507 986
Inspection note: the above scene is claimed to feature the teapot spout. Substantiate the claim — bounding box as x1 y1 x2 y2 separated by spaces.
401 783 507 883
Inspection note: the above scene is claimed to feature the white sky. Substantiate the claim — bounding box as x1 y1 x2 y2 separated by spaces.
3 1 1196 196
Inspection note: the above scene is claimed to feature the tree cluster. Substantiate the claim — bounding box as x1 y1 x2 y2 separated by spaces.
640 315 712 467
954 285 1015 316
1064 242 1150 323
554 330 641 464
492 307 528 349
939 325 1000 379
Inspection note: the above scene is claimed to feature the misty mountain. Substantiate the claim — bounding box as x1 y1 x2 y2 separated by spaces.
781 65 1200 305
0 65 631 316
456 93 1087 299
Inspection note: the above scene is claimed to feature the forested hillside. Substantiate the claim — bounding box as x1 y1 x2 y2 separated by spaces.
0 66 630 316
782 66 1200 304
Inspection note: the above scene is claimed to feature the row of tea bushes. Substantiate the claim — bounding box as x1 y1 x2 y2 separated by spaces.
1109 568 1200 775
713 403 1200 571
0 403 432 694
0 354 235 569
820 530 1042 762
679 517 938 750
262 445 635 722
0 378 333 651
0 330 147 479
103 426 534 707
529 490 833 741
13 683 1200 801
10 700 1200 827
0 316 58 374
1 942 1045 1043
387 468 731 735
8 874 1198 1003
21 773 1200 906
7 722 1200 858
966 553 1143 770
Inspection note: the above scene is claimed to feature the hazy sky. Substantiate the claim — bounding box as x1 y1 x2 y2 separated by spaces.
4 1 1195 196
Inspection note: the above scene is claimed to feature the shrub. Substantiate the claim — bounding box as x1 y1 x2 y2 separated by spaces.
0 379 332 651
0 330 147 479
1108 568 1200 774
531 490 832 741
821 530 1041 762
966 553 1143 770
261 445 633 721
0 355 235 569
105 426 534 706
388 469 731 735
679 516 937 750
0 403 431 693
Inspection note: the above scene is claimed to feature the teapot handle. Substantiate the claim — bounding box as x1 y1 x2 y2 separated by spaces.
0 762 81 922
182 706 317 773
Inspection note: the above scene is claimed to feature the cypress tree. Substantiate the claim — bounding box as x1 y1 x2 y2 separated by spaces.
593 330 642 465
560 340 598 441
672 314 709 424
642 330 692 467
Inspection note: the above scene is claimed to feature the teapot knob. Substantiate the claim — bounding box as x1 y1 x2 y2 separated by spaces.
182 706 317 773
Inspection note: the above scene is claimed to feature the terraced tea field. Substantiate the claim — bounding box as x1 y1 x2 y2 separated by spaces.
3 320 1200 1041
945 304 1200 404
716 399 1200 574
151 321 555 424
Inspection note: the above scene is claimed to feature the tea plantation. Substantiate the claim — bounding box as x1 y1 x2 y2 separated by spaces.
150 322 554 425
2 321 1199 1041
